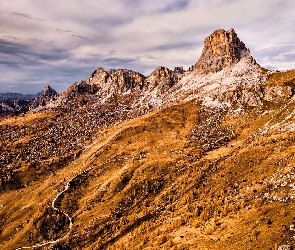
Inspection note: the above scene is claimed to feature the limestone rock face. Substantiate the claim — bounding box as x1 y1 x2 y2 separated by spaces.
45 65 185 112
216 84 295 107
263 86 293 102
42 85 58 97
143 66 180 93
107 69 145 93
86 67 145 95
195 28 257 74
88 67 109 85
218 87 264 107
28 85 58 110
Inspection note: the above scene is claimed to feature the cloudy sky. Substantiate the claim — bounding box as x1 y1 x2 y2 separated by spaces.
1 0 295 93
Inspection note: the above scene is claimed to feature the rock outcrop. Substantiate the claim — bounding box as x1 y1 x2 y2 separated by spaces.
0 85 58 117
28 85 58 110
42 85 58 97
86 68 145 95
22 28 292 113
194 28 257 74
0 98 28 117
143 66 180 93
216 84 295 107
85 66 182 96
164 28 269 109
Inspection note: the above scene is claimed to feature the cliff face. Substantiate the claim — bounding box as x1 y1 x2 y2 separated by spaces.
194 28 257 74
0 28 279 117
28 85 58 110
86 68 145 95
85 66 182 96
42 85 57 97
143 66 180 93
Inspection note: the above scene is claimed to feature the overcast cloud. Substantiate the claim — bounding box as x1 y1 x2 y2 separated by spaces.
0 0 295 93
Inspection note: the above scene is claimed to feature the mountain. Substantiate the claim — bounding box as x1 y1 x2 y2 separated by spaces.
1 28 295 250
0 98 28 118
0 93 38 101
194 28 257 74
28 85 58 110
0 85 58 117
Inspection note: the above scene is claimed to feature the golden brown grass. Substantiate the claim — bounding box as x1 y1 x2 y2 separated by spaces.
264 69 295 87
0 111 56 126
1 95 295 249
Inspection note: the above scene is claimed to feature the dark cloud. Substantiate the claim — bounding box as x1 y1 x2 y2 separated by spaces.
0 38 71 64
56 29 73 33
1 35 18 40
281 54 295 61
10 11 46 21
101 57 137 68
75 14 134 30
0 38 29 56
98 16 134 27
151 41 197 51
252 46 295 61
0 37 74 93
163 0 191 13
70 34 93 42
121 0 190 14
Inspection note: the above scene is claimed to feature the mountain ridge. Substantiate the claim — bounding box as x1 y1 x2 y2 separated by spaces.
0 28 282 118
0 85 58 117
35 28 273 115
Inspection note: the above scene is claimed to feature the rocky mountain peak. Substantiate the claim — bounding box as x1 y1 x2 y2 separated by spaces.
86 67 145 95
194 28 257 74
143 66 181 93
42 85 57 97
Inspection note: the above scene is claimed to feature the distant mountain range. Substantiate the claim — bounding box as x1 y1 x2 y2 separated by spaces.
0 85 57 117
0 92 38 101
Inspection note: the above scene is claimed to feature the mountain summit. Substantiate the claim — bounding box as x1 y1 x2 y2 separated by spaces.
194 28 257 74
42 85 57 97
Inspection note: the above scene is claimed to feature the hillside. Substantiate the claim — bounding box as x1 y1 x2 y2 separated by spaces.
1 29 295 250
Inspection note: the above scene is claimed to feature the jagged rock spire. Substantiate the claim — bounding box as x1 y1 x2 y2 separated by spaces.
194 28 256 74
86 67 145 94
42 85 57 97
143 66 178 93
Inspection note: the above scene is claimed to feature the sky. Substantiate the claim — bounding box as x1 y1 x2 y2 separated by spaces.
1 0 295 94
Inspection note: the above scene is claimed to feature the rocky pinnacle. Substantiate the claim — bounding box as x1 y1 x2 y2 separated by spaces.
194 28 257 74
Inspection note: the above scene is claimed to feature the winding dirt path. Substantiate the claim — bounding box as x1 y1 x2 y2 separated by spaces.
15 172 79 250
14 123 136 250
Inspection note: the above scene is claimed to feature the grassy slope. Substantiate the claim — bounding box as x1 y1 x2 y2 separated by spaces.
1 72 295 249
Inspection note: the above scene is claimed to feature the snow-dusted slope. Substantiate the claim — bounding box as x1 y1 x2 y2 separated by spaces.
134 51 265 110
170 55 265 107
